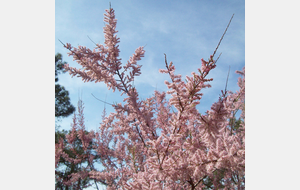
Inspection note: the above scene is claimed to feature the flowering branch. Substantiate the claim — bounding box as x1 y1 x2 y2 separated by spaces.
56 6 245 189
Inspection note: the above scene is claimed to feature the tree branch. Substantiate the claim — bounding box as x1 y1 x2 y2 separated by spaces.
212 14 234 59
91 93 115 106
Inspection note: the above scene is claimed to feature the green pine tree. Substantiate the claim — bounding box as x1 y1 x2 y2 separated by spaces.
55 53 75 118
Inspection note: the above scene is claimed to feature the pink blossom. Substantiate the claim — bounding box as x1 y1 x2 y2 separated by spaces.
56 6 245 189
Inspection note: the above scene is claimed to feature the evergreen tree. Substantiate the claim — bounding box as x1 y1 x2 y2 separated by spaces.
55 53 75 118
56 6 245 189
55 100 102 190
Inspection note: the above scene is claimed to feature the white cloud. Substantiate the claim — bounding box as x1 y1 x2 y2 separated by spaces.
56 0 245 130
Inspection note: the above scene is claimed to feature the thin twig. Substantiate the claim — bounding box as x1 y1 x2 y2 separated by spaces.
224 65 231 93
214 52 222 65
164 53 168 68
87 35 97 46
58 39 66 47
91 93 114 106
212 14 234 59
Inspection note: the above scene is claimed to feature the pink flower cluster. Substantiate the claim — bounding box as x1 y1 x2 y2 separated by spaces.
56 7 245 189
63 8 144 95
55 100 96 188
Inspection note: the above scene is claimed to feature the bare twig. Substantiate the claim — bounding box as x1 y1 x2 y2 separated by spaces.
212 14 234 59
225 65 231 93
91 93 114 106
87 35 97 46
164 53 168 68
214 52 222 64
58 39 66 47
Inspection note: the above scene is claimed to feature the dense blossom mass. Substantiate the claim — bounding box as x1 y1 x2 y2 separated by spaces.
55 7 245 190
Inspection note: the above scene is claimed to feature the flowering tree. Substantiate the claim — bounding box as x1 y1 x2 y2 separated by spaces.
55 99 100 189
55 6 245 190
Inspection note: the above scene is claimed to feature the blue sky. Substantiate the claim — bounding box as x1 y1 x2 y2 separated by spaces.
3 1 300 189
55 1 244 188
55 0 245 135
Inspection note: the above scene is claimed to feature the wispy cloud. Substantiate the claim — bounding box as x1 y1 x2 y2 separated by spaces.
56 0 245 131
